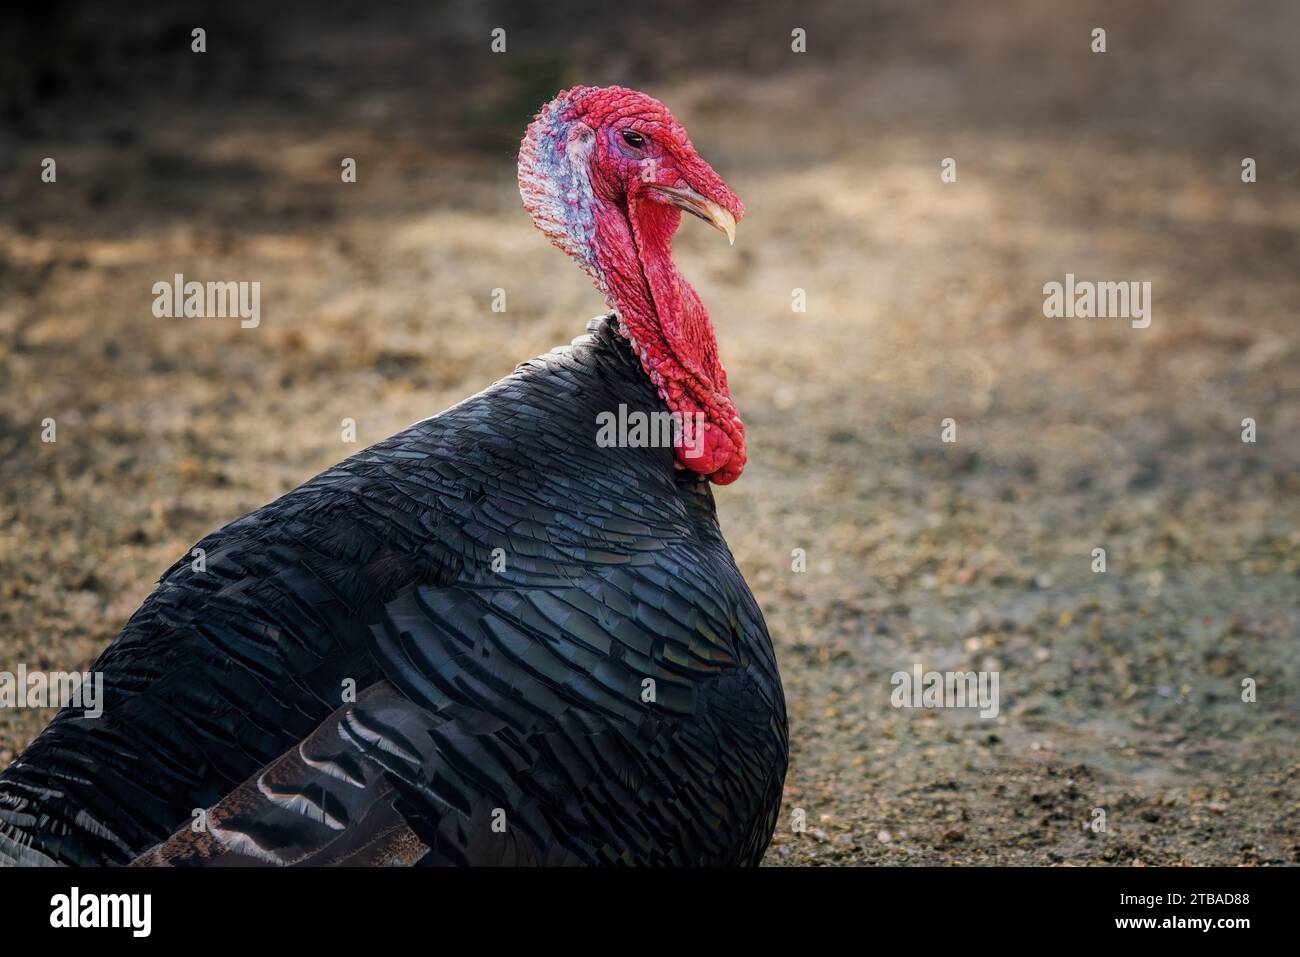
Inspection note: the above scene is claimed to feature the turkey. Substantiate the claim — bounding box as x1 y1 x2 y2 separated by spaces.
0 86 788 867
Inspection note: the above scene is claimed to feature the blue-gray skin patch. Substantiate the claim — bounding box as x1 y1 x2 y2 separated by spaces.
519 95 606 293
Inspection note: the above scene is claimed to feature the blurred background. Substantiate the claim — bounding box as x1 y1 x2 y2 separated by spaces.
1 0 1297 864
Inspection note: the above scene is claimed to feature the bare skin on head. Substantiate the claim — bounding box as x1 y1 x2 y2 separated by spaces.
519 86 748 484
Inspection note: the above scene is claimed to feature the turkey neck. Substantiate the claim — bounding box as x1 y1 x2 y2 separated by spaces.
592 194 745 485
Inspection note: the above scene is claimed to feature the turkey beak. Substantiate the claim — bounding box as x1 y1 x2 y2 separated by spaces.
650 185 737 245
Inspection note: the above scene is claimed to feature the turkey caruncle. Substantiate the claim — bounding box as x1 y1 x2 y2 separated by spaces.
0 86 788 867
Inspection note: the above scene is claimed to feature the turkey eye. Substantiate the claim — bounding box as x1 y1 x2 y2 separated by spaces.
621 130 646 149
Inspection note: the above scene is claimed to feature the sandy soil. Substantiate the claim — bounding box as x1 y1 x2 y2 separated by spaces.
1 0 1297 864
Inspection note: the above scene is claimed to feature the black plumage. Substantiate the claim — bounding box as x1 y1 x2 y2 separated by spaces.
0 315 788 866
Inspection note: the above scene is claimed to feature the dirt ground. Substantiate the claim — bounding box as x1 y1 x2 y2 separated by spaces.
1 0 1297 865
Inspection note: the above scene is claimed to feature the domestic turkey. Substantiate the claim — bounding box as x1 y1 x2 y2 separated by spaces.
0 86 787 867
